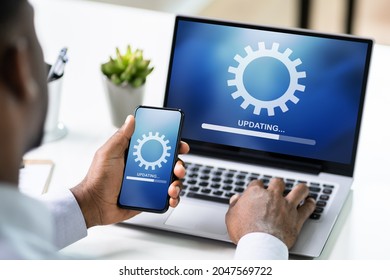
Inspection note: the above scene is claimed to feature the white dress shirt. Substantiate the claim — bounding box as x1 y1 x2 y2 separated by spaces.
234 232 288 259
0 184 287 259
0 184 57 259
0 184 86 259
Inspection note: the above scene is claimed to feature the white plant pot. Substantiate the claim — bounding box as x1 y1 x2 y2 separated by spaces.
103 76 145 127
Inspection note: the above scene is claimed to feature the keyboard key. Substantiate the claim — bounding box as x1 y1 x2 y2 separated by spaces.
199 181 209 187
222 185 233 191
310 213 321 220
213 190 223 196
236 181 246 186
323 184 334 188
316 201 327 207
248 176 259 181
201 188 211 194
309 186 321 193
234 187 245 193
319 195 330 201
223 179 234 184
262 178 270 184
225 192 235 198
189 186 199 192
186 192 229 204
323 188 333 194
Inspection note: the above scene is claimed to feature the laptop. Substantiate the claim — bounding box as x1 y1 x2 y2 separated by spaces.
124 15 373 258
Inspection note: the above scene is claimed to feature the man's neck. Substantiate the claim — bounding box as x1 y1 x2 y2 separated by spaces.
0 136 22 186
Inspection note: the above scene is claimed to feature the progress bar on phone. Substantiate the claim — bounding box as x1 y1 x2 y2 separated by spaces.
201 123 316 146
126 176 167 184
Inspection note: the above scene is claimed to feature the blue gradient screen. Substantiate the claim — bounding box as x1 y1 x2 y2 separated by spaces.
118 107 183 212
165 18 370 164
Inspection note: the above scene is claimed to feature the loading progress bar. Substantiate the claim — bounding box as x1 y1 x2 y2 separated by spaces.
201 123 316 146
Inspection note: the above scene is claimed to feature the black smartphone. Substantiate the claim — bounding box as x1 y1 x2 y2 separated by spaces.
117 106 184 213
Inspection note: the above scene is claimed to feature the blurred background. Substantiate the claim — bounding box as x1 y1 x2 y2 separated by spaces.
83 0 390 45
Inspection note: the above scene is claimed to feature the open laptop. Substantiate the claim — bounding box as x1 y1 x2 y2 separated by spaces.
125 15 373 258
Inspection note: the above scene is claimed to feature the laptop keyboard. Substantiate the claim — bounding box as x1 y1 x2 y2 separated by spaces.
181 162 335 220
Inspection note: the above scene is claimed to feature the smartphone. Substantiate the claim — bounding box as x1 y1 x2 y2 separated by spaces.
118 106 184 213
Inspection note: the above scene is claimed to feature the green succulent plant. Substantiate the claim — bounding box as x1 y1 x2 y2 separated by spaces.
101 45 154 88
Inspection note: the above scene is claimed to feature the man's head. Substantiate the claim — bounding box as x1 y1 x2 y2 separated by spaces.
0 0 48 183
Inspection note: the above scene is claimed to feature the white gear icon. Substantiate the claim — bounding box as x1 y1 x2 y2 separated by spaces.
227 42 306 116
133 132 171 170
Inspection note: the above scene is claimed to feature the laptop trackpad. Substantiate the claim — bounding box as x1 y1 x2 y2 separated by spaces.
165 203 227 235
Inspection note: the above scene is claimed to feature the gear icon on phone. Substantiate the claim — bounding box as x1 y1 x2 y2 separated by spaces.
227 42 306 116
133 132 171 170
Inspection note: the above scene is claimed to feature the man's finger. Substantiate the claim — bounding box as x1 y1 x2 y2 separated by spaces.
296 197 316 228
120 115 135 140
229 193 241 207
285 183 310 207
168 183 182 199
178 141 190 155
173 159 186 179
266 177 285 194
169 196 180 208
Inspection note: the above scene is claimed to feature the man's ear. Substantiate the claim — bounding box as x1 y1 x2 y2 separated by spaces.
0 38 38 102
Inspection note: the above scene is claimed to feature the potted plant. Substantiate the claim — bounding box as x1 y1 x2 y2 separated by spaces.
101 45 154 127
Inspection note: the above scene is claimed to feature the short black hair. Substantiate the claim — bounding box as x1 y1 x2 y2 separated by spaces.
0 0 26 43
0 1 25 23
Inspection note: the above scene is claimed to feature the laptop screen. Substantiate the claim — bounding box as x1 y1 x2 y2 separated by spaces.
164 16 373 176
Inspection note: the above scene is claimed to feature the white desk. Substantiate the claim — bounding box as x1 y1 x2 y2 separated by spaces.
27 0 390 259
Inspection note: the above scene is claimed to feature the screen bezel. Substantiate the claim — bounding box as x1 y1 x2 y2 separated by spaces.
164 15 373 177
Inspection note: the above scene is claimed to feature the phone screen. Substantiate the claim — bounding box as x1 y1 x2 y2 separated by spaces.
118 106 184 213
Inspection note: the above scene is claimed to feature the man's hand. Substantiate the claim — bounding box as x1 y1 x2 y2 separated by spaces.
71 115 190 228
225 178 316 249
